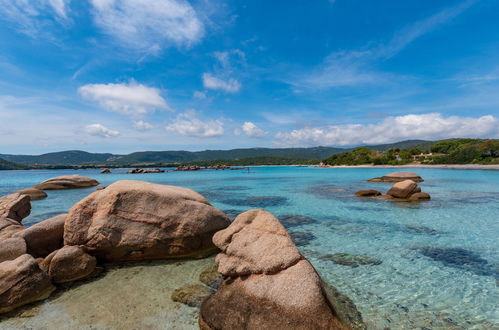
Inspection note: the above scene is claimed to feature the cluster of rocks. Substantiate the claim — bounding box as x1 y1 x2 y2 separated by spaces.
175 165 201 171
355 171 430 201
100 168 111 174
0 177 360 329
127 168 165 174
10 175 100 202
207 164 231 170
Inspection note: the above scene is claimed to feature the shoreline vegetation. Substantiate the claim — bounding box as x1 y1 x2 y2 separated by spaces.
0 138 498 171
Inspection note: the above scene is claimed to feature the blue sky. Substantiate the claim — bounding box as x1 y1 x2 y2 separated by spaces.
0 0 498 154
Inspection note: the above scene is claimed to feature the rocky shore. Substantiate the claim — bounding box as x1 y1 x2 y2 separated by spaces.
0 176 361 329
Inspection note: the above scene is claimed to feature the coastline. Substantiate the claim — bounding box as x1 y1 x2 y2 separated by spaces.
317 164 499 170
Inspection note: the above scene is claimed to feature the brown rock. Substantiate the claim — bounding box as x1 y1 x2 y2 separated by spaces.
354 189 381 197
0 254 55 314
40 246 96 283
0 218 24 240
200 209 358 330
0 193 31 222
409 192 431 201
14 214 66 258
64 180 230 262
15 188 47 201
368 171 423 183
387 180 421 199
377 194 394 199
33 175 99 190
0 238 27 263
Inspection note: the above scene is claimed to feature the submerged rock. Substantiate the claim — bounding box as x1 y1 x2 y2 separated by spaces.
387 180 421 199
15 188 47 201
368 171 423 183
199 265 222 290
0 193 31 222
14 214 66 258
64 180 230 262
171 284 212 308
320 253 382 268
278 214 318 228
33 175 99 190
354 189 381 197
290 231 317 246
221 196 288 208
200 209 361 330
40 246 96 284
0 254 55 314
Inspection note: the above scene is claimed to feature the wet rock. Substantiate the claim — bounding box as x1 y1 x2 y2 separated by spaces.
200 209 356 330
221 196 288 208
409 192 431 201
0 193 31 222
320 253 382 268
355 190 382 197
321 280 366 330
278 214 318 228
387 180 421 199
199 265 223 290
417 247 497 278
171 284 212 307
0 254 55 314
0 238 27 263
15 188 47 201
13 214 66 258
64 180 230 262
290 231 317 246
40 246 96 284
33 175 99 190
368 171 423 183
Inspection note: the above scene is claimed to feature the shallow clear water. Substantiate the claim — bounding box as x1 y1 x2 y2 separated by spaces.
1 167 498 329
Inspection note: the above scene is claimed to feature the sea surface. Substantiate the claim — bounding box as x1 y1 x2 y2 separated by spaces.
0 166 498 329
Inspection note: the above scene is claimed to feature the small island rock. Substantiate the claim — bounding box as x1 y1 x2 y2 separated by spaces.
409 192 431 201
64 180 230 262
200 209 360 330
33 175 99 190
387 180 421 199
368 171 423 183
0 254 55 314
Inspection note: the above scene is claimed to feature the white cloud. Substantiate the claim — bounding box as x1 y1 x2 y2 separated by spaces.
165 111 224 137
89 0 204 51
193 90 207 99
78 81 168 117
133 120 156 131
237 122 266 138
202 73 241 93
84 123 120 138
275 113 499 147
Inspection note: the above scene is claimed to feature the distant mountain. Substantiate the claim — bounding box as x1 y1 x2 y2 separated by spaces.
0 158 28 170
0 140 431 167
365 140 432 151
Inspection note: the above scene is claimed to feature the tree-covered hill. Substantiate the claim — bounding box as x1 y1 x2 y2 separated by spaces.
0 158 29 170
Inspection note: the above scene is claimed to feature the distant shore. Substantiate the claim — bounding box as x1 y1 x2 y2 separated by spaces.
318 164 499 170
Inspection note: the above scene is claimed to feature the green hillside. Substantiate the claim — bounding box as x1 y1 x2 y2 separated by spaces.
0 158 28 170
0 150 115 166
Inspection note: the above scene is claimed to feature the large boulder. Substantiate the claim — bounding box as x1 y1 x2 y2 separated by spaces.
0 254 55 314
0 238 27 263
0 217 25 240
368 171 423 183
64 180 230 262
200 209 361 330
0 193 31 222
13 214 66 258
386 180 421 199
40 246 96 283
33 175 99 190
15 188 47 201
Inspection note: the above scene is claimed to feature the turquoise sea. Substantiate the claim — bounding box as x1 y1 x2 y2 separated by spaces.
0 166 498 329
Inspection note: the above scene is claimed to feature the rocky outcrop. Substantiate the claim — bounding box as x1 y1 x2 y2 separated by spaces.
386 180 421 199
368 171 423 183
354 189 381 197
0 238 27 263
175 165 201 171
40 246 96 283
33 175 99 190
127 168 165 174
64 180 230 262
100 168 111 174
0 193 31 222
200 209 361 330
14 214 66 258
15 188 47 201
0 254 55 313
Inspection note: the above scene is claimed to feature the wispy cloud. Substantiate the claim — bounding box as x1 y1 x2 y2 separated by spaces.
202 73 241 93
275 113 499 147
89 0 204 51
133 120 156 131
78 81 169 117
235 122 267 138
165 110 224 137
292 0 477 89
